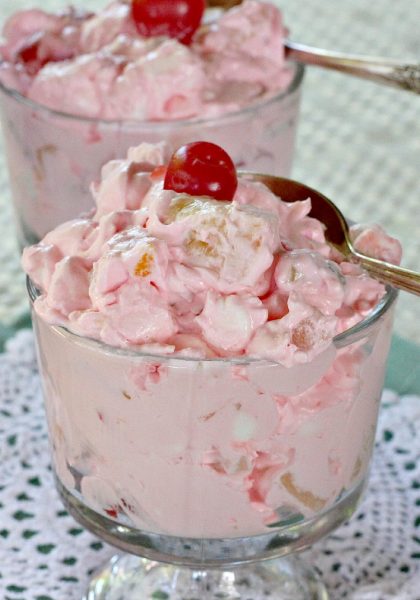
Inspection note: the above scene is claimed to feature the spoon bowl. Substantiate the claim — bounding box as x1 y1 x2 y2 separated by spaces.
241 172 420 296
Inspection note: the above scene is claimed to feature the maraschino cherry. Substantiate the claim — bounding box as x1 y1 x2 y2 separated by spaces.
16 32 73 76
15 33 50 75
164 142 238 201
131 0 205 45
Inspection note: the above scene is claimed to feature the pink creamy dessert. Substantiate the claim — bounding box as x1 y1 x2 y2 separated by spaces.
24 143 401 538
0 0 291 120
0 0 303 246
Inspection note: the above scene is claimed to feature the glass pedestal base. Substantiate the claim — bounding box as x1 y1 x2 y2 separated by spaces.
84 554 328 600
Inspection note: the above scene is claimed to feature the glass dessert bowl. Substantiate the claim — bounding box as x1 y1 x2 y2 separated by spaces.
0 0 304 247
28 279 396 599
23 141 402 599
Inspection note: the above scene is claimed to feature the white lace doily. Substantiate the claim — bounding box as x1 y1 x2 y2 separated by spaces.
0 330 419 600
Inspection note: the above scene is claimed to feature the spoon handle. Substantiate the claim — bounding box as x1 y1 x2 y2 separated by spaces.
285 41 420 94
354 252 420 296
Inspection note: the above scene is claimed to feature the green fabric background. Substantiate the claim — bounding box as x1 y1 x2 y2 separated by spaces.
385 335 420 396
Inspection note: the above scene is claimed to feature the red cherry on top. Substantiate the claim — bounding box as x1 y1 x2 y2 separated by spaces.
131 0 205 45
164 142 238 201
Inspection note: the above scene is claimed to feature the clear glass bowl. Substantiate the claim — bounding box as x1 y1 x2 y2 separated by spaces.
0 63 303 247
28 276 397 599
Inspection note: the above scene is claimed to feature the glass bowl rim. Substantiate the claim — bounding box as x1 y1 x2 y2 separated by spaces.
0 60 304 128
27 276 397 365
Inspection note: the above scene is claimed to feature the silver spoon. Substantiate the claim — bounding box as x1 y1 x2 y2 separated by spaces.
241 172 420 296
206 0 420 94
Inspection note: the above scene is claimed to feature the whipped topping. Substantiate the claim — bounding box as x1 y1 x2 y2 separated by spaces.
0 0 292 120
23 142 402 366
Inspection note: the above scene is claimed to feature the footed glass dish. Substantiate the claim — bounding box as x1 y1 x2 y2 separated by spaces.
29 276 396 599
